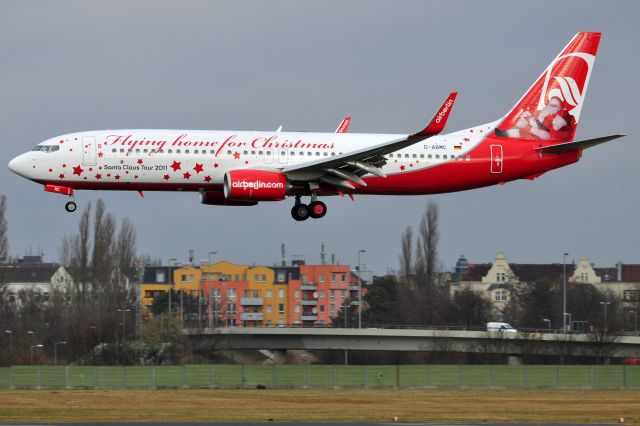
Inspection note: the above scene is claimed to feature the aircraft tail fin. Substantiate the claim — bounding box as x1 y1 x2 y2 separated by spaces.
495 32 601 143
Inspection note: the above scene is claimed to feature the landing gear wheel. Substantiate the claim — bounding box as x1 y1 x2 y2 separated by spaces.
291 204 310 221
65 201 77 213
308 201 327 219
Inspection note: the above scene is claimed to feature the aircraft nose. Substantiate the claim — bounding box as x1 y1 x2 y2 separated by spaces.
8 153 30 177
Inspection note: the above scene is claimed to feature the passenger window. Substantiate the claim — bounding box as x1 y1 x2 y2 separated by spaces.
194 150 199 154
412 154 417 158
419 154 424 158
405 154 409 158
51 146 59 152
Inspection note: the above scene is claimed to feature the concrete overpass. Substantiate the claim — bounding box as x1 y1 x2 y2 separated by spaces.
186 327 640 359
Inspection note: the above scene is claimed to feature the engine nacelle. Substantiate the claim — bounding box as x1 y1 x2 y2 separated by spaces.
223 170 288 201
200 191 258 206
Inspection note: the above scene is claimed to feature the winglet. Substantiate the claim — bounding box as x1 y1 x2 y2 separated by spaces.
335 116 351 133
414 92 457 137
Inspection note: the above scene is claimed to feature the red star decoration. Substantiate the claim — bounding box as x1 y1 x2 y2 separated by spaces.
137 159 143 165
470 129 474 133
134 175 138 179
163 174 170 180
59 139 63 143
97 152 103 158
409 164 414 167
59 173 65 179
125 171 129 174
72 165 84 176
400 165 406 171
69 148 73 152
233 151 240 159
213 163 219 168
95 174 102 180
170 161 181 172
99 166 102 170
204 175 212 183
115 175 121 180
62 164 67 168
48 168 52 173
245 161 249 165
89 168 93 172
183 171 191 180
463 137 470 142
107 173 111 177
193 163 204 174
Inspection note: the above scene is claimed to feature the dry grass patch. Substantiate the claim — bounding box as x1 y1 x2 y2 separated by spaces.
0 389 639 423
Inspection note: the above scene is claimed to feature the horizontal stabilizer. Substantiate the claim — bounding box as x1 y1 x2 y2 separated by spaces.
535 134 625 154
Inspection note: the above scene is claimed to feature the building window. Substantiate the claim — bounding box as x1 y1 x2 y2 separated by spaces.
495 290 508 301
254 274 259 282
319 274 325 283
266 290 272 298
330 290 335 300
320 305 325 313
227 304 236 316
227 288 236 300
278 288 285 299
319 290 325 299
295 305 300 313
212 288 220 300
294 290 299 298
189 274 195 282
262 274 267 282
330 304 336 316
331 274 336 283
267 305 273 313
341 274 346 282
278 304 285 314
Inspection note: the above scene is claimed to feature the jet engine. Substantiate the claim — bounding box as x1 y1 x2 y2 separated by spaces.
223 170 288 201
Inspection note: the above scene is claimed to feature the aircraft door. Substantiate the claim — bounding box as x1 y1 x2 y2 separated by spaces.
82 136 97 165
278 147 288 164
490 144 503 174
264 149 274 164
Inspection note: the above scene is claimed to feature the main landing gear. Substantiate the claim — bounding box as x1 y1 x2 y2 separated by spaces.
291 195 327 221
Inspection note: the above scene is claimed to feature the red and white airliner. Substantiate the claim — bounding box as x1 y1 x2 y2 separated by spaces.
8 32 623 221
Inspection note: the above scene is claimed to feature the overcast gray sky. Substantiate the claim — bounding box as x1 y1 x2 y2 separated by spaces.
1 0 638 273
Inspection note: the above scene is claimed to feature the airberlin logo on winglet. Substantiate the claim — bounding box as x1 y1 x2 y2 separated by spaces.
232 180 285 191
435 99 454 124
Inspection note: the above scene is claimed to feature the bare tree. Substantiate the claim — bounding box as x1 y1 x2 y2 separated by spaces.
399 226 413 280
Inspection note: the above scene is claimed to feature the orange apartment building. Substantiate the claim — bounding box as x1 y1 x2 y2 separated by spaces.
141 260 365 327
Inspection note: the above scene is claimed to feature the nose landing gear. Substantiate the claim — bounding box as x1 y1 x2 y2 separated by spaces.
291 195 327 221
65 200 77 213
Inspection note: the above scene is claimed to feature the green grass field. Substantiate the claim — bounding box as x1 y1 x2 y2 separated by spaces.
1 364 639 389
1 388 640 423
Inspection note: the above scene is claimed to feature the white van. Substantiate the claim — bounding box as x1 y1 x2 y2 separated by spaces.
486 322 517 333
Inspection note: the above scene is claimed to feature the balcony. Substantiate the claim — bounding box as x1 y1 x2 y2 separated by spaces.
301 299 317 306
301 285 317 291
240 312 264 321
301 315 318 321
349 285 360 291
240 297 264 306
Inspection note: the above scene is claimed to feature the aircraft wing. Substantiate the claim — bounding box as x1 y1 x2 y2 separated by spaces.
282 92 457 189
534 134 625 154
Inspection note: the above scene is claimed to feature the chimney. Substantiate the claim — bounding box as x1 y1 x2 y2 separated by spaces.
188 249 194 265
617 261 623 282
281 243 286 267
331 254 336 265
321 243 326 265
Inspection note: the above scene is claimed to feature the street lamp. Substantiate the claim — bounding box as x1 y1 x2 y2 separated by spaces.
357 249 366 329
4 330 12 354
168 258 177 317
54 341 67 366
563 252 568 332
543 319 551 331
30 344 43 364
118 308 131 340
600 301 611 334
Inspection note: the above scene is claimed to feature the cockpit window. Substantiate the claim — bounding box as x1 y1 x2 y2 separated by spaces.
31 145 60 153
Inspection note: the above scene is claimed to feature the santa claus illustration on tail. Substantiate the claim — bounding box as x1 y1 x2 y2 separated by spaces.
496 95 577 141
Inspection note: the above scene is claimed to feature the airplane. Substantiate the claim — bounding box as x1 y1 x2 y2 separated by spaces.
8 32 623 221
